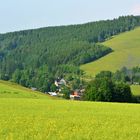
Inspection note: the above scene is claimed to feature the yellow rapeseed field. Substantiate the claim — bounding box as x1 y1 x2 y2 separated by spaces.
0 99 140 140
0 81 140 140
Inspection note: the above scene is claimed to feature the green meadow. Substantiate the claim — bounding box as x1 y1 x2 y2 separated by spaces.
131 85 140 96
81 27 140 76
0 80 140 140
0 80 50 99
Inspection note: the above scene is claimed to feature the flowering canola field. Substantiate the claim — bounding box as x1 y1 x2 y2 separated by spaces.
0 99 140 140
0 80 140 140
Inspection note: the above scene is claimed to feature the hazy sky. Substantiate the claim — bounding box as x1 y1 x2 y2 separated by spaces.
0 0 140 33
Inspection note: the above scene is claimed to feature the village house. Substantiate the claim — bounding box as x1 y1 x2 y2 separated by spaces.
70 89 85 100
70 89 81 100
55 78 66 87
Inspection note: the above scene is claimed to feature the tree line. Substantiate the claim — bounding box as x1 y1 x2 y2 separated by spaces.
84 67 140 103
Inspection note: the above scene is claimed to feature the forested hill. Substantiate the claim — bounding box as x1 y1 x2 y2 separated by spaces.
0 15 140 91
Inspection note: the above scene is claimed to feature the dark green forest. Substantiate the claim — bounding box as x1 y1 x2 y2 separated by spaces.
0 15 140 91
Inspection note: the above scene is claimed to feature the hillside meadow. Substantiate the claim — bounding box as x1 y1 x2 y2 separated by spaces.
0 81 140 140
81 27 140 76
0 80 51 99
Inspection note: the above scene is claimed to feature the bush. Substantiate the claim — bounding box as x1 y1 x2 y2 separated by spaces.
113 82 132 102
61 86 71 99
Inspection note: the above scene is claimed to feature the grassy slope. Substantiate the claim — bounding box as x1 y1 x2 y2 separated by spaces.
0 80 51 99
81 27 140 76
0 81 140 139
0 99 140 140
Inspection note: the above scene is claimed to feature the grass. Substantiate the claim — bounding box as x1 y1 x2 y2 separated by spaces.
0 99 140 140
81 27 140 77
0 80 140 139
131 85 140 96
0 80 51 99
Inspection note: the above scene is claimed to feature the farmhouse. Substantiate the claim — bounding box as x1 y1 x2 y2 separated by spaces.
55 78 66 87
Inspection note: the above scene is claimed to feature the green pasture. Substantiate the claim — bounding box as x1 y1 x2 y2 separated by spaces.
81 27 140 76
0 80 50 99
131 85 140 96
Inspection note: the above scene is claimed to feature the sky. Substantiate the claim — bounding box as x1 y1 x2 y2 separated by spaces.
0 0 140 33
